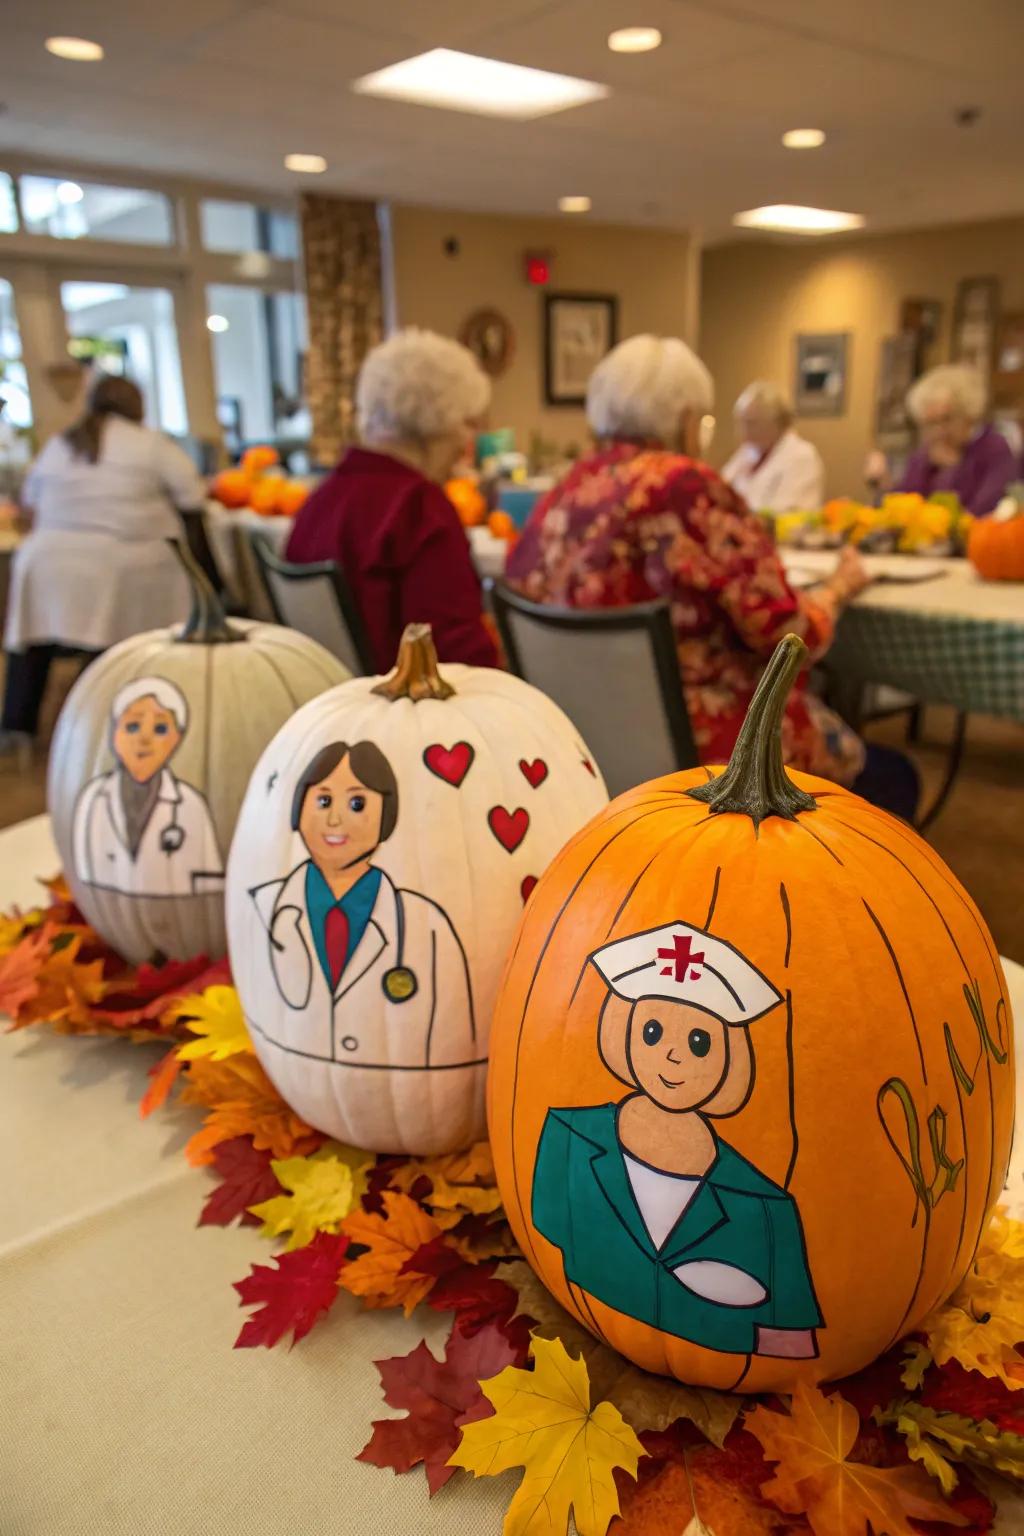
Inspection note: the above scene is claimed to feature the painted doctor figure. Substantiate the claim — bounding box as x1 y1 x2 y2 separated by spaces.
532 921 822 1360
249 740 477 1067
72 676 223 897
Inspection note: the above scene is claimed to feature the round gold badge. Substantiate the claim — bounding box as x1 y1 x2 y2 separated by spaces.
382 966 418 1002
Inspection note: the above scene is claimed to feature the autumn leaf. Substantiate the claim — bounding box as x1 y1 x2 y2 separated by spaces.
173 985 253 1061
358 1320 523 1493
389 1139 497 1195
139 1044 185 1118
881 1399 1024 1489
199 1136 282 1227
612 1450 795 1536
250 1148 367 1250
503 1260 740 1447
179 1053 321 1165
901 1339 934 1392
0 924 49 1023
920 1208 1024 1391
233 1230 349 1348
340 1192 442 1314
93 955 229 1034
0 903 44 956
16 929 107 1030
745 1381 967 1535
450 1333 645 1536
447 1212 519 1263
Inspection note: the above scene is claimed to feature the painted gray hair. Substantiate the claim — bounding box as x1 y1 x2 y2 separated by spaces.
586 335 714 445
907 364 987 424
734 380 793 426
111 675 189 732
356 327 491 444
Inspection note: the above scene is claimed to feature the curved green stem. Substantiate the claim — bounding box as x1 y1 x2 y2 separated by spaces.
686 632 816 826
169 538 244 645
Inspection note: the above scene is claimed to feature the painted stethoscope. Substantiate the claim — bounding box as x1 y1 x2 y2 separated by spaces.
381 887 417 1004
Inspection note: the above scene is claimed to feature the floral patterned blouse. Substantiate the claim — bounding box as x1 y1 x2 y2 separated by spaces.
505 442 865 785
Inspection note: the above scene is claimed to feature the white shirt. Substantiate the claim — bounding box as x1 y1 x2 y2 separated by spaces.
5 418 205 651
722 429 826 514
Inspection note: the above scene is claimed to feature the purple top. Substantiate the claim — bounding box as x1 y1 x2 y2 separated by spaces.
896 424 1017 516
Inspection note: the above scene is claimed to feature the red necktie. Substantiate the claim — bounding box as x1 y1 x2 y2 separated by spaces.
324 906 350 988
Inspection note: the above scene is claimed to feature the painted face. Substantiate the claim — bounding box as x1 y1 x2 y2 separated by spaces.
112 695 182 784
299 755 384 874
627 999 730 1112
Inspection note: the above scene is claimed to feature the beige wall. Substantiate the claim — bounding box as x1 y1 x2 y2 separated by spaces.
701 217 1024 500
390 205 695 453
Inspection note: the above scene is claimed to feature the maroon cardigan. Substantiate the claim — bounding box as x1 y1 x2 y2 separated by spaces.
285 447 498 672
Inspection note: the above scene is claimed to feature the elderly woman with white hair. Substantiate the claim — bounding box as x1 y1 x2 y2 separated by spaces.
286 327 497 670
867 363 1017 515
508 334 920 818
722 380 825 512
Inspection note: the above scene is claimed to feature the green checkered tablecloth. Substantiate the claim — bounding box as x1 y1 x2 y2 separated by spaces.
826 607 1024 721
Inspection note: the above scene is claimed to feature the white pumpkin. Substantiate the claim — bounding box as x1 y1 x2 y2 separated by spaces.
48 549 349 965
225 624 609 1155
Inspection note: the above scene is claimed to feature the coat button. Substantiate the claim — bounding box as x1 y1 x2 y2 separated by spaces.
341 1035 358 1052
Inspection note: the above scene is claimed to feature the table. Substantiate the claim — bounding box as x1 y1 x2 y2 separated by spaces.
2 814 1022 1534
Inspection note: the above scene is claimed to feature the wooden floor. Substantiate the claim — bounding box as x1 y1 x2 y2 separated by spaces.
2 657 1022 964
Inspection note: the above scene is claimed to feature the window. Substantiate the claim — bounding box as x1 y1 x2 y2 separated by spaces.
0 278 32 429
60 281 188 434
0 173 17 234
20 177 174 244
206 284 309 454
200 199 299 260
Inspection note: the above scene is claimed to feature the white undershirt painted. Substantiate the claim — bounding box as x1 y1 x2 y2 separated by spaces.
624 1154 700 1251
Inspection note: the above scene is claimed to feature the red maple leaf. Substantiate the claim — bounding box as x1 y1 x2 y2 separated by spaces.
200 1136 282 1228
233 1230 349 1348
407 1237 530 1346
94 956 231 1031
358 1320 522 1493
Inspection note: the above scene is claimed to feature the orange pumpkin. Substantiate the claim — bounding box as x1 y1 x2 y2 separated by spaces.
969 513 1024 581
487 510 518 544
445 477 487 527
487 635 1014 1392
249 478 283 516
211 468 252 509
241 444 279 477
277 480 311 517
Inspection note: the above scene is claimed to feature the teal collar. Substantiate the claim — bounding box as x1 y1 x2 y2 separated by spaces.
306 863 382 991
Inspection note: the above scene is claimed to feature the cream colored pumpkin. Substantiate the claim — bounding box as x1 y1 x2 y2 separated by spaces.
225 625 609 1155
48 554 349 964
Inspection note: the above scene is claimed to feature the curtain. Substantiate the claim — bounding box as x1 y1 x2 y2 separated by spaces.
300 194 383 466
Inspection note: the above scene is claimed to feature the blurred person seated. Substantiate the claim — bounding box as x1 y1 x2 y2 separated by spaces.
865 364 1016 516
286 328 497 671
1 375 203 748
506 334 919 821
722 380 825 512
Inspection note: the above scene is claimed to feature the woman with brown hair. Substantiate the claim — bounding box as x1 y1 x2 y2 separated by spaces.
1 374 205 746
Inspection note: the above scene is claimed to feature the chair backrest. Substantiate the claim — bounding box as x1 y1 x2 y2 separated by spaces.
492 583 698 798
247 533 375 675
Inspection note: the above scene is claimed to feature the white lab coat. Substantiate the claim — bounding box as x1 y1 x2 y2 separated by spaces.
722 429 826 514
72 768 224 897
248 864 478 1069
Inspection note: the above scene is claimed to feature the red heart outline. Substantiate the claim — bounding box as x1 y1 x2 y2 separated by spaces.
519 757 549 789
520 875 538 903
423 741 475 787
488 805 529 853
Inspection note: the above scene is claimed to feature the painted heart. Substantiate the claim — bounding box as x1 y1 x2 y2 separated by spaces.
581 757 597 778
423 741 475 787
488 805 529 853
520 875 538 903
519 757 549 789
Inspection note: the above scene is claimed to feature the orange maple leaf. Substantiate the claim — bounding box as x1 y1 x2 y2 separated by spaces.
339 1192 442 1314
16 929 107 1031
178 1054 320 1165
745 1382 967 1536
139 1045 185 1119
0 925 50 1024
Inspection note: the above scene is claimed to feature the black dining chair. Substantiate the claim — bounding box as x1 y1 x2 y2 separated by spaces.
247 532 375 675
491 582 699 798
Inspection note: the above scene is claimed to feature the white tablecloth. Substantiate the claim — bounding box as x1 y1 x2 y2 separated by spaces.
1 814 1022 1533
781 551 1024 624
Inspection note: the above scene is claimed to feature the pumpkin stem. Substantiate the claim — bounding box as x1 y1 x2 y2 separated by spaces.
371 623 456 702
169 539 245 645
686 633 817 827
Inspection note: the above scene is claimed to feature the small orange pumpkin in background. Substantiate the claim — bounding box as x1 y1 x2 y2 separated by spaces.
488 635 1013 1392
969 509 1024 581
277 480 311 517
249 478 283 516
210 468 252 509
487 510 518 544
241 444 279 477
445 476 487 527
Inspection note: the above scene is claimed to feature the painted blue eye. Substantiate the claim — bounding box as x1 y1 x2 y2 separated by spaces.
688 1028 712 1058
316 792 331 809
125 721 140 733
154 722 169 735
642 1019 663 1046
348 795 366 813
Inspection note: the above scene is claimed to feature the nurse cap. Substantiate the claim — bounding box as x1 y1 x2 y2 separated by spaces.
590 920 782 1026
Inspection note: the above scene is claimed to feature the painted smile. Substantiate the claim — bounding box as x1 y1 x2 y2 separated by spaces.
322 833 349 847
658 1073 686 1089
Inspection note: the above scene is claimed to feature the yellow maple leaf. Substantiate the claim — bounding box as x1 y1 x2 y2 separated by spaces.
885 1401 1024 1488
172 985 253 1061
745 1382 966 1536
0 905 44 956
338 1192 441 1314
900 1340 934 1392
987 1204 1024 1260
249 1150 359 1251
920 1206 1024 1390
449 1334 645 1536
179 1054 319 1165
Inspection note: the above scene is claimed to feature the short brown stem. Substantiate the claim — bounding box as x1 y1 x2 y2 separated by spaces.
371 623 456 702
169 538 244 645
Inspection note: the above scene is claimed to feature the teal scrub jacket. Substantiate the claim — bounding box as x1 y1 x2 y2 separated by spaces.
531 1103 822 1356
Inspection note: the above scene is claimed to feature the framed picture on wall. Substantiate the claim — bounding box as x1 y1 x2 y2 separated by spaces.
793 332 849 417
875 334 918 451
899 297 942 372
952 276 1000 379
543 293 618 406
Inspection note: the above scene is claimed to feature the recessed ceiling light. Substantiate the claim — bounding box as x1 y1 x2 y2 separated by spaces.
45 36 104 61
56 180 84 204
782 127 826 149
733 204 865 235
206 314 229 333
608 26 662 53
559 195 592 213
352 49 608 120
284 153 327 173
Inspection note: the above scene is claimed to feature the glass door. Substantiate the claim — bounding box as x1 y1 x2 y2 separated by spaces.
58 275 188 434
